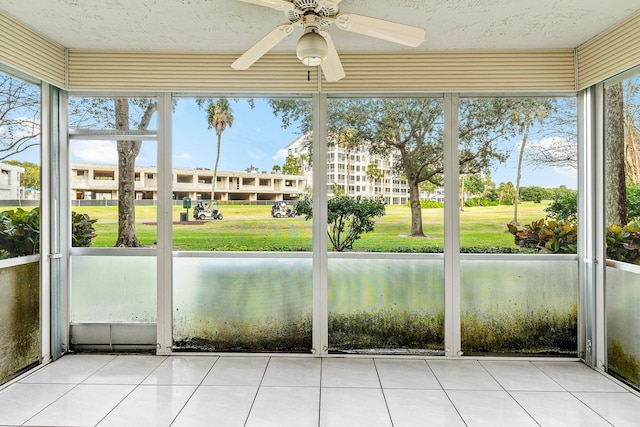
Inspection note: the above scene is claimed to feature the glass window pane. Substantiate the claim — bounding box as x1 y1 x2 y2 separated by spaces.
325 97 445 354
604 72 640 389
460 257 577 356
0 71 41 384
68 97 157 132
171 97 313 352
459 97 578 253
324 97 445 253
328 257 444 354
170 98 311 251
606 266 640 388
604 76 640 263
70 255 156 322
69 139 158 247
0 73 41 258
173 256 312 351
68 97 158 248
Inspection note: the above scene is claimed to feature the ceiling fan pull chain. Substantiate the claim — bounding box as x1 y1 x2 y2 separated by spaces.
307 66 311 81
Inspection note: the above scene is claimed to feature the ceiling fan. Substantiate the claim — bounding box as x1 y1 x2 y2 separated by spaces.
231 0 426 82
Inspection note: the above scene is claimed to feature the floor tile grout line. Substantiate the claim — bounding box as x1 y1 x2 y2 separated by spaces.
18 355 120 427
19 382 83 426
480 360 590 427
92 354 169 426
243 356 271 427
372 359 397 427
476 359 507 391
528 360 572 392
423 359 446 391
568 391 618 426
169 355 221 427
6 356 640 427
78 354 122 385
427 359 476 427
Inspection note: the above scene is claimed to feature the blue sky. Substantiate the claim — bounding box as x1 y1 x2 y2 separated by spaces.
171 99 299 172
11 97 576 189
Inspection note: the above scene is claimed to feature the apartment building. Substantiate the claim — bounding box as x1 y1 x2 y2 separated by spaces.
71 163 308 202
286 136 410 205
0 162 24 200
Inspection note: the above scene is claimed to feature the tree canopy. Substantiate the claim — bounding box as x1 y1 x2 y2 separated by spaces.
68 97 157 247
0 75 40 162
270 97 526 237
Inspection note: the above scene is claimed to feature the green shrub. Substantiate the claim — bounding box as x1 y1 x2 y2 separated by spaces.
465 198 500 207
0 207 97 258
71 211 97 247
296 195 385 252
407 200 445 209
506 218 577 254
0 207 40 257
606 223 640 264
626 185 640 222
519 186 552 203
545 191 577 222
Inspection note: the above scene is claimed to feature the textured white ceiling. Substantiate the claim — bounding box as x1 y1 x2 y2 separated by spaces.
1 0 640 53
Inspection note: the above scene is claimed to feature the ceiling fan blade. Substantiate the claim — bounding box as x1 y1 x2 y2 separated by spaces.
320 31 345 82
231 24 295 70
334 13 425 47
235 0 293 11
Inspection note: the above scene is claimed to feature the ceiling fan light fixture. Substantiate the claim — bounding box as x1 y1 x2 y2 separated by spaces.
296 30 328 66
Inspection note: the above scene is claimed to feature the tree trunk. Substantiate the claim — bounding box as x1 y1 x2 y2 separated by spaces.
409 181 425 237
624 124 640 184
512 124 530 225
114 98 141 247
605 82 628 226
624 82 640 184
212 133 221 200
460 175 465 212
116 139 142 247
112 98 155 247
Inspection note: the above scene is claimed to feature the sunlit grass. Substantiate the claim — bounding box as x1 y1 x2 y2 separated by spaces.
6 201 552 251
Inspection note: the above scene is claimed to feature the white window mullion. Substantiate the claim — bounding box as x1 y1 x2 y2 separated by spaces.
156 92 173 355
312 92 329 355
444 93 461 357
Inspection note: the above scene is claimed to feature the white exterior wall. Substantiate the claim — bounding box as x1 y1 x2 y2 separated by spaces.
0 163 24 200
70 163 307 202
286 136 410 205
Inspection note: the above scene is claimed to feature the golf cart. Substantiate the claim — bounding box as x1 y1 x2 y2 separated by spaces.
193 200 223 220
271 201 295 218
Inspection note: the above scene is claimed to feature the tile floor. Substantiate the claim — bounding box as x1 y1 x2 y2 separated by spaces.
0 354 639 426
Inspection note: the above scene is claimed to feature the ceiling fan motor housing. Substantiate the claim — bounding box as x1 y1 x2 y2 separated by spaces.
286 0 338 22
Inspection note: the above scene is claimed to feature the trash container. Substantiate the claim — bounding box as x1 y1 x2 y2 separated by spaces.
179 212 187 221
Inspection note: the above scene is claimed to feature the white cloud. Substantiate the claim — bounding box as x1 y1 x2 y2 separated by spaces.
272 148 288 162
553 166 577 180
527 136 575 151
71 140 118 164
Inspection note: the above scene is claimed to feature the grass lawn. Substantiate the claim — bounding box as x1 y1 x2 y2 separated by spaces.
63 201 549 251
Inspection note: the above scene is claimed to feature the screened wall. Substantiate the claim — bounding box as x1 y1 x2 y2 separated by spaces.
0 71 42 384
1 7 640 392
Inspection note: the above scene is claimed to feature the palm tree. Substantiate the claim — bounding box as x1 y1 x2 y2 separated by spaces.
365 161 384 197
206 99 234 200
